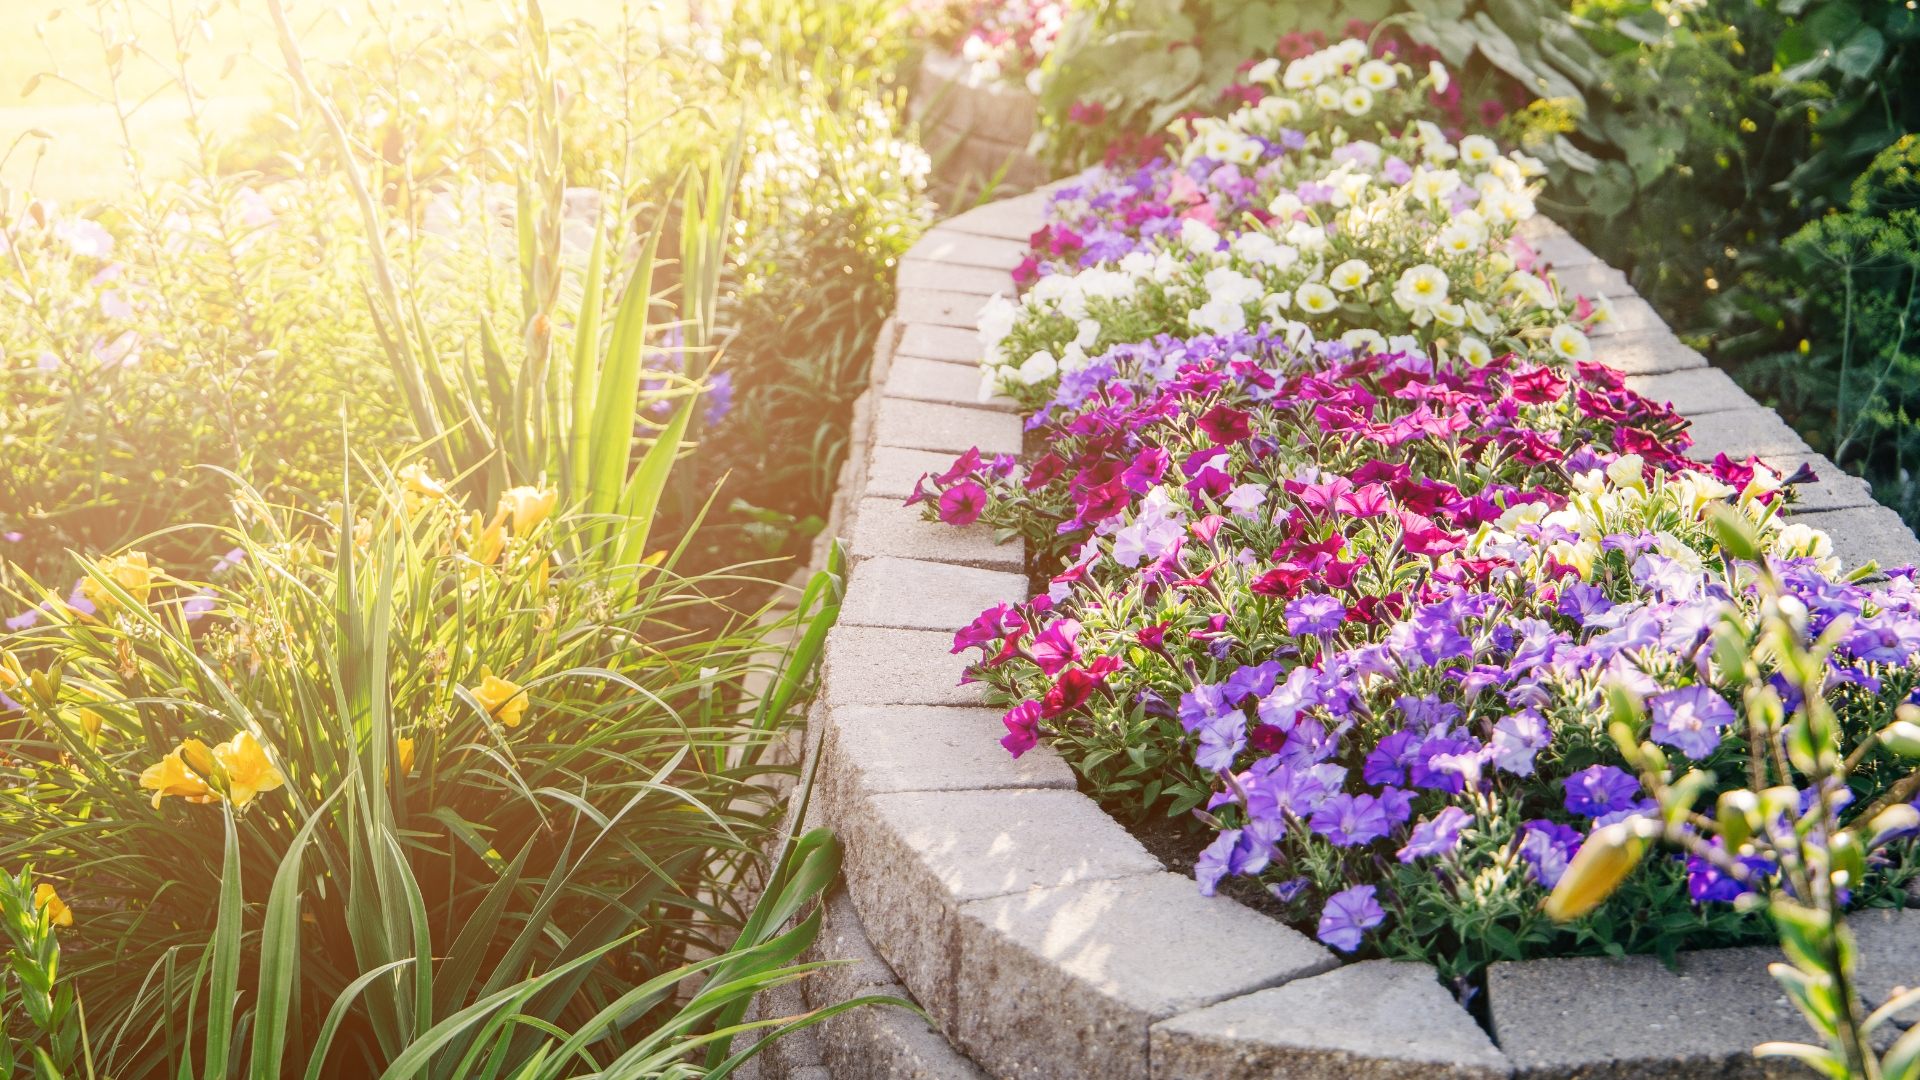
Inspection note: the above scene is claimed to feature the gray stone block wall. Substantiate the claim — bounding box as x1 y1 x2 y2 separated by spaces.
781 189 1920 1080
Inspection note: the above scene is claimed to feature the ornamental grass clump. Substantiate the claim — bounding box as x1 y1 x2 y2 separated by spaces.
0 463 867 1076
911 40 1920 983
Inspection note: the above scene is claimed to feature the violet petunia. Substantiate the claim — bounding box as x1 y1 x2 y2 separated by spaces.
1518 820 1582 888
1562 764 1641 817
1397 806 1473 862
1285 593 1347 636
1490 708 1552 776
1647 684 1736 760
1195 829 1240 896
1317 884 1385 952
1310 792 1392 846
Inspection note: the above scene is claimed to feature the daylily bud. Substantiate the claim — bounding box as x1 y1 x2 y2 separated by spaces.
1544 820 1652 922
1878 719 1920 758
180 738 216 778
1829 831 1866 890
397 737 416 774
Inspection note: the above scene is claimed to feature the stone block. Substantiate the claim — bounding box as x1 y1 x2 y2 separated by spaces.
1682 407 1812 462
1850 907 1920 1028
840 788 1162 1023
816 985 986 1080
1789 505 1920 572
839 556 1027 632
941 193 1049 241
1516 215 1572 243
1771 453 1876 514
806 887 910 1009
1593 295 1667 337
1624 367 1755 417
952 872 1336 1080
898 287 998 330
849 497 1024 572
1488 948 1807 1079
898 259 1017 296
1553 261 1633 300
902 229 1031 271
823 704 1076 809
823 626 985 709
883 357 1016 412
866 446 967 501
1531 231 1599 268
872 399 1022 456
1152 961 1512 1080
1587 333 1708 377
897 322 985 364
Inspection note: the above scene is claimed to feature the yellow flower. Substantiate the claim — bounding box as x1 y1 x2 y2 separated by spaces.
472 675 530 728
33 884 72 928
213 731 286 809
397 737 416 774
82 551 157 609
500 486 558 535
140 741 215 808
468 512 506 566
398 463 448 512
78 708 105 742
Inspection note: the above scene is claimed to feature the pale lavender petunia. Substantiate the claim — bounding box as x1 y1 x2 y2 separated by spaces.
1648 684 1736 759
1490 708 1552 776
1397 806 1473 862
1317 884 1385 952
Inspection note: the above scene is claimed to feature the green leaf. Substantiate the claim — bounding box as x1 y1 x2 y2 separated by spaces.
1831 26 1885 80
204 807 245 1080
252 787 345 1080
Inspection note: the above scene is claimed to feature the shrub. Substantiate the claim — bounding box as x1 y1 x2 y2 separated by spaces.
908 41 1919 981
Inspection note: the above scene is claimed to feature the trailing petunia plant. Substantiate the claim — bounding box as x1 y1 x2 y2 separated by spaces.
907 54 1920 983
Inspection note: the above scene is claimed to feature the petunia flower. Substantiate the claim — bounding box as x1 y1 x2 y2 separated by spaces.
1562 764 1640 818
1317 884 1385 952
1647 684 1735 760
1285 594 1346 636
1000 700 1043 757
1310 793 1391 846
1397 806 1473 862
938 481 989 527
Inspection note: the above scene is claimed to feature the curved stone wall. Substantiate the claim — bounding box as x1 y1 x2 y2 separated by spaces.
786 186 1920 1080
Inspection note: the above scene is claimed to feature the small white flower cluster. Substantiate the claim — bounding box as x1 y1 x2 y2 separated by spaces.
956 0 1067 92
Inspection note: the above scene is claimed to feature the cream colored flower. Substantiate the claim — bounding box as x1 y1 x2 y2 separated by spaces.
1328 260 1372 292
1341 85 1374 116
1294 282 1339 315
1457 336 1493 368
1355 59 1397 90
1549 324 1593 363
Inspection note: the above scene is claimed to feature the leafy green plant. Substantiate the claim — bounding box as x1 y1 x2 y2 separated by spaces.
0 459 854 1076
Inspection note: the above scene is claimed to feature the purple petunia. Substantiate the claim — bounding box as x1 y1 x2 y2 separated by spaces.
1195 829 1240 896
1397 806 1473 862
1647 684 1736 760
1179 682 1236 733
1317 884 1385 952
1194 710 1249 771
1363 730 1422 786
1562 765 1641 818
1285 593 1347 636
1409 736 1480 794
1490 709 1552 776
1518 820 1583 888
1686 840 1776 903
1310 793 1392 846
938 481 988 527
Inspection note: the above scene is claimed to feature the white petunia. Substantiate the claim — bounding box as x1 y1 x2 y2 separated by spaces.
1283 219 1329 252
1342 86 1374 116
1328 259 1373 292
1267 192 1304 219
1456 335 1493 367
1315 84 1344 111
976 293 1018 347
1428 61 1450 94
1190 297 1248 335
1389 334 1423 356
1294 282 1339 315
1355 59 1397 90
1458 135 1500 167
1119 251 1157 279
1548 324 1592 362
1017 350 1059 385
1261 291 1293 318
1248 57 1281 83
1408 166 1461 204
1284 56 1327 89
1342 328 1387 354
1182 217 1223 253
1392 264 1451 318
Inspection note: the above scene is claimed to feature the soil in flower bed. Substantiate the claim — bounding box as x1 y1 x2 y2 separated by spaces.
1128 809 1295 921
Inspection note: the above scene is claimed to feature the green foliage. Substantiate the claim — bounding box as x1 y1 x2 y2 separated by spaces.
0 468 854 1077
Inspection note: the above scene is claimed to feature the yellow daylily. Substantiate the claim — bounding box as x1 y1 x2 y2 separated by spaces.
213 731 286 809
397 737 416 774
500 486 558 535
139 740 215 808
468 511 507 566
33 884 72 928
81 551 158 609
472 675 530 728
1543 820 1652 922
398 463 449 512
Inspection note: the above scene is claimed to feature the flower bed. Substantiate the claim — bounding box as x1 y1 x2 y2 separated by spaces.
905 39 1920 983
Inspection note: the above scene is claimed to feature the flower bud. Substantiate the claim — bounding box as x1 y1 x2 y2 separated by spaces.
500 486 558 535
1718 789 1759 851
1866 804 1919 850
1544 820 1652 922
1878 719 1920 758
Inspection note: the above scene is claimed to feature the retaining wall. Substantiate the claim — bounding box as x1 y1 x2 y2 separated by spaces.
789 185 1920 1079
